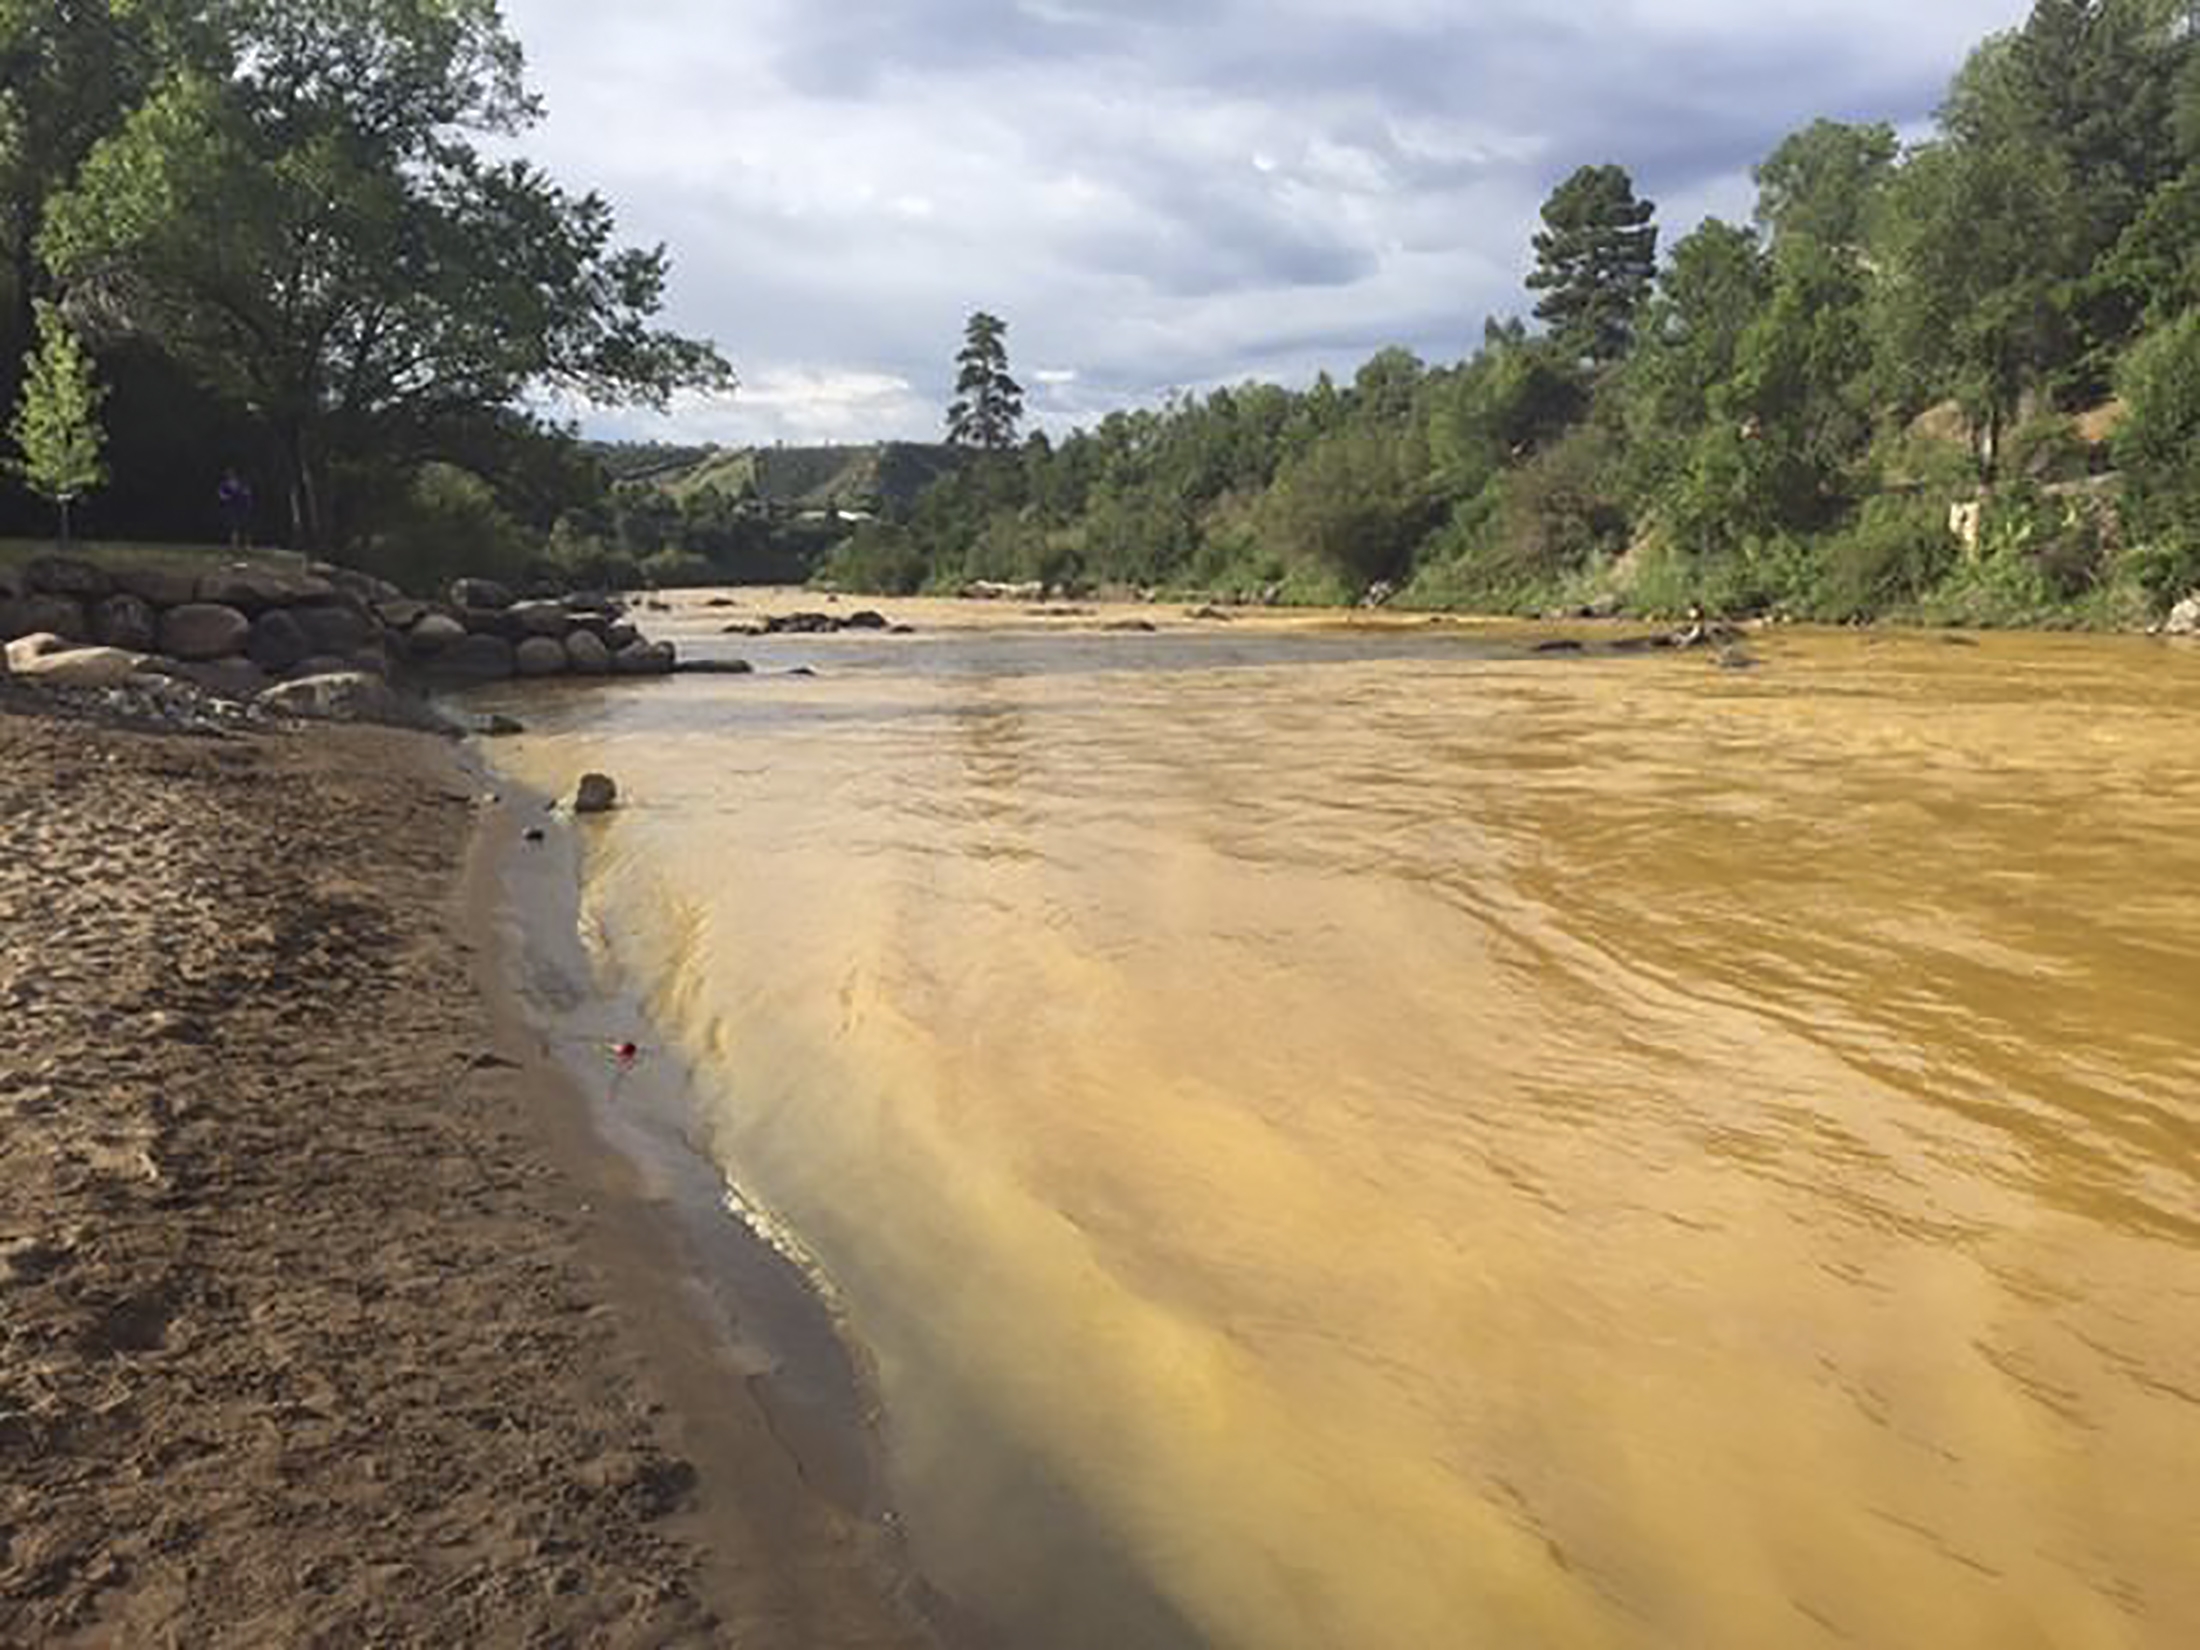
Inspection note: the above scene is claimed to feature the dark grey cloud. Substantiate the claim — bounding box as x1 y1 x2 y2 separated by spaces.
500 0 2031 445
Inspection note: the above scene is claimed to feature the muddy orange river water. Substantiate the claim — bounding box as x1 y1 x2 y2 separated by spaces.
482 595 2200 1649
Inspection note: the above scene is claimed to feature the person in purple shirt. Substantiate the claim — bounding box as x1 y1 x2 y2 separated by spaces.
217 469 252 549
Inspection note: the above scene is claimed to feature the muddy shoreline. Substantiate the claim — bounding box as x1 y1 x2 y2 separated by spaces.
0 687 954 1647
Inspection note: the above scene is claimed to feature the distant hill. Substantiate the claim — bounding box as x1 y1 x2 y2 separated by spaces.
588 441 964 515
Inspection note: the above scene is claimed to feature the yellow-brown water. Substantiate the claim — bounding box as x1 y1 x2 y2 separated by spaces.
484 598 2200 1649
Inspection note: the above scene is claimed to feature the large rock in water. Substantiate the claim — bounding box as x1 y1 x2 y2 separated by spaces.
2167 593 2200 636
90 593 160 652
406 612 467 656
564 629 612 675
159 602 253 661
514 636 568 677
255 672 454 733
613 640 677 676
573 773 618 814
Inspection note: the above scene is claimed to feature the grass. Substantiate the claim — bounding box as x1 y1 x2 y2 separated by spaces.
0 537 310 578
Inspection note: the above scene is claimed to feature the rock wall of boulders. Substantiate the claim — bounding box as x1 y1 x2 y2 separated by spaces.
0 558 676 700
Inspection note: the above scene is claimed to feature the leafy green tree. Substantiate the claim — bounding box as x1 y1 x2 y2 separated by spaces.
40 0 729 546
1620 219 1772 495
1526 164 1658 365
9 298 106 541
1753 120 1899 255
1872 136 2085 472
2114 311 2200 602
946 310 1024 450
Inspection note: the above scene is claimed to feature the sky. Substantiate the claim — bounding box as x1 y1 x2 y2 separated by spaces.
498 0 2034 448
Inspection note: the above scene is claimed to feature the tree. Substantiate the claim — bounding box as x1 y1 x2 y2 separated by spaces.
9 298 106 542
2113 310 2200 601
1872 136 2086 473
1526 164 1659 365
40 0 729 547
1753 120 1900 255
946 310 1023 450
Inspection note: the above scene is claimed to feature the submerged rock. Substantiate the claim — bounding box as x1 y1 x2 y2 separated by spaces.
573 773 618 814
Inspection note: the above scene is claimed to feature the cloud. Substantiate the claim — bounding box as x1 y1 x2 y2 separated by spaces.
497 0 2031 445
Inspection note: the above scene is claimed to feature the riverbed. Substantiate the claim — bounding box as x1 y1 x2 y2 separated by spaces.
480 594 2200 1650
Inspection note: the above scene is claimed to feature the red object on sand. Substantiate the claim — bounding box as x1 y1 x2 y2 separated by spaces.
612 1041 639 1068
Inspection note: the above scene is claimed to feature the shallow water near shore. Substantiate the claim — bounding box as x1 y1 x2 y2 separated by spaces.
477 595 2200 1650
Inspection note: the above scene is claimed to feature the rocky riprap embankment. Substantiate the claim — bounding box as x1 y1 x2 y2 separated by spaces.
0 557 684 727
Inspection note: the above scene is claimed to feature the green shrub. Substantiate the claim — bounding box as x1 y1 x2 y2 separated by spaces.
2114 313 2200 605
346 462 533 596
1814 493 1960 619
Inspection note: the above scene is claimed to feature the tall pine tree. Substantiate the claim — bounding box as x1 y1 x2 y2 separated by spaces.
1526 164 1659 366
946 311 1024 450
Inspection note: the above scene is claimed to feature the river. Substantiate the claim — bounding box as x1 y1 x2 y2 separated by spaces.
480 593 2200 1650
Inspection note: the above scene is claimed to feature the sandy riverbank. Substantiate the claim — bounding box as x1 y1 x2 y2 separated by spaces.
0 684 944 1647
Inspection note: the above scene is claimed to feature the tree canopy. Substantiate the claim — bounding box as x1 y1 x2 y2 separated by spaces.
1 0 729 556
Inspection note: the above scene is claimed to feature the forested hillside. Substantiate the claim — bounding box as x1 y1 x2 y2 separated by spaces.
832 0 2200 626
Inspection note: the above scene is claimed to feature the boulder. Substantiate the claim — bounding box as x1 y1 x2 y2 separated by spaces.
514 636 569 677
285 654 355 681
456 604 512 637
255 672 454 733
2 594 89 643
247 608 314 673
328 567 403 606
841 609 890 630
345 644 391 678
603 621 641 651
573 773 618 814
6 643 149 688
90 593 160 653
2167 593 2200 636
564 630 612 675
109 562 203 608
448 577 515 611
24 555 111 599
407 612 467 655
6 633 71 670
295 602 374 655
375 598 428 630
196 564 336 611
159 602 253 661
171 655 269 702
613 640 677 676
437 632 514 680
509 600 571 638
